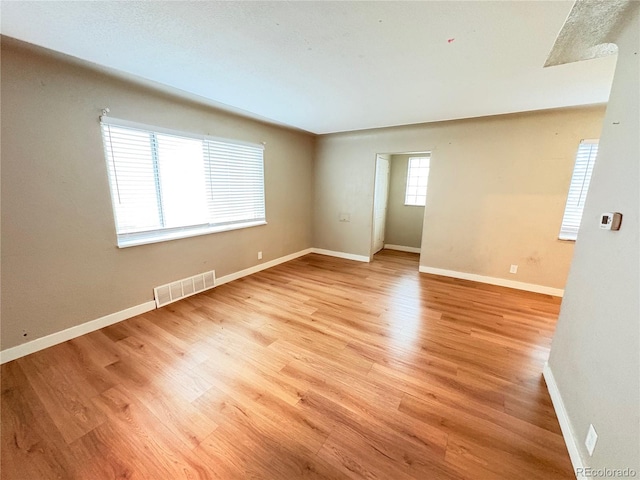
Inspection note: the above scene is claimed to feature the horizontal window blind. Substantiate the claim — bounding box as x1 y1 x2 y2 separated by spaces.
559 140 598 241
205 139 265 227
100 117 265 247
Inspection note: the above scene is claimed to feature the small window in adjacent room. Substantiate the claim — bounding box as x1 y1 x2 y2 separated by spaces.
405 155 431 206
559 139 599 241
100 117 266 247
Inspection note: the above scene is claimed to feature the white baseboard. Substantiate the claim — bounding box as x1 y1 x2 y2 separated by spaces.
310 248 370 263
383 244 421 254
418 266 564 297
0 301 156 364
216 248 313 286
1 248 316 364
543 363 584 479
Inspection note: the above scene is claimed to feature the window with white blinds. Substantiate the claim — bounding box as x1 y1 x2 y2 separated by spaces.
100 117 265 247
405 156 431 206
559 139 598 241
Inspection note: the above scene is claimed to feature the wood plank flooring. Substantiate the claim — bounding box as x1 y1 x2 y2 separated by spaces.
1 250 574 479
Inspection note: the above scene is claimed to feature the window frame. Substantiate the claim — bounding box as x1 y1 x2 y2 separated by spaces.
558 139 599 241
404 155 431 207
100 116 266 248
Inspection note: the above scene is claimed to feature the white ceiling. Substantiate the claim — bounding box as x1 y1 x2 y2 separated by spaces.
0 1 616 134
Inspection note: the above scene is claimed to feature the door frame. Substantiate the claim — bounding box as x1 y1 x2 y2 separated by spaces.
368 150 431 265
370 154 390 259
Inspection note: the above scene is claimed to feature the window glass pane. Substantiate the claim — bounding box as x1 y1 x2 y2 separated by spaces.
405 156 431 206
156 134 208 228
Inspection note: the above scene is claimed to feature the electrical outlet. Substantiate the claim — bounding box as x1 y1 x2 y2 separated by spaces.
257 251 263 260
585 424 598 456
510 264 518 274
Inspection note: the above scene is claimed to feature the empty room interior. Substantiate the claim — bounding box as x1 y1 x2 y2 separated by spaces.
1 1 638 479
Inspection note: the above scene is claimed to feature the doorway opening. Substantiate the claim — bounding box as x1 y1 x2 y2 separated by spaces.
371 151 431 262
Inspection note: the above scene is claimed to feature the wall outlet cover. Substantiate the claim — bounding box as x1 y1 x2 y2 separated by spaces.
510 264 518 274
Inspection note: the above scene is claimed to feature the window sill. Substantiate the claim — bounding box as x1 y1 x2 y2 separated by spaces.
116 220 267 248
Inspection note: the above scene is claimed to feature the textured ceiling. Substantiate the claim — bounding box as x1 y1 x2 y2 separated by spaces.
0 1 617 134
545 0 637 66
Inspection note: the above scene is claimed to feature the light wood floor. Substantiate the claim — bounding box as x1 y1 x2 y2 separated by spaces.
1 250 573 479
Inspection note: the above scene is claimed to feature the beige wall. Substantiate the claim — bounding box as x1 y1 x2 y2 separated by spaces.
385 154 425 249
0 40 315 350
314 105 606 289
548 7 639 473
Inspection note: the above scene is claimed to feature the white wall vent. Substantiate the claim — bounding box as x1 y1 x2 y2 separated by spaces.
153 270 215 308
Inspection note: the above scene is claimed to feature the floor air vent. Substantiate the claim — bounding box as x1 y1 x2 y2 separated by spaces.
154 270 215 308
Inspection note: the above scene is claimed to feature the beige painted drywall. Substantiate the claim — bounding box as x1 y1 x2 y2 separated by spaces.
384 154 425 249
548 6 639 473
0 39 314 350
314 105 606 289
